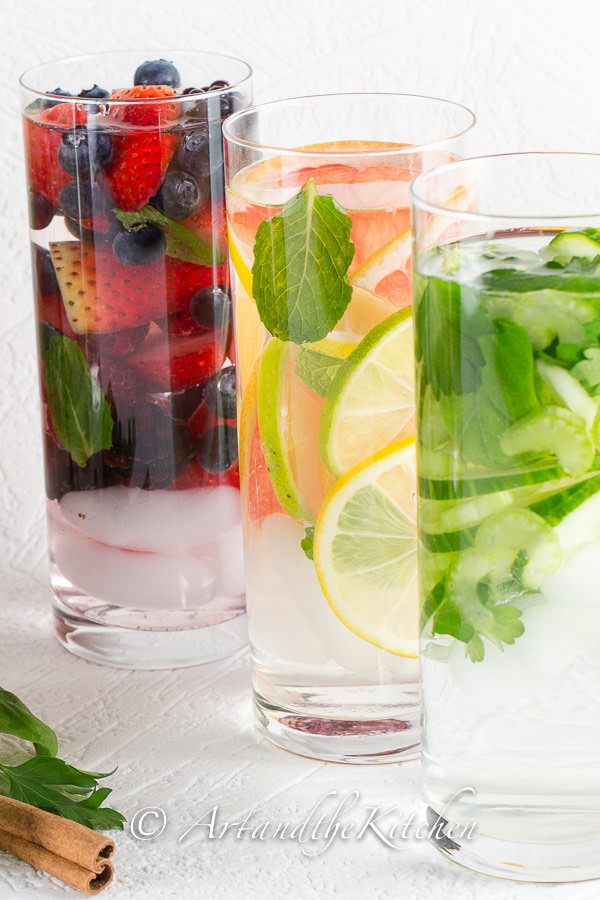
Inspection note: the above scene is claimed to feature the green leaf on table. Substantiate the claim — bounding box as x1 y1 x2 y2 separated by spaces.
0 757 125 830
251 179 355 343
44 335 113 468
114 205 223 266
295 346 345 397
0 688 57 757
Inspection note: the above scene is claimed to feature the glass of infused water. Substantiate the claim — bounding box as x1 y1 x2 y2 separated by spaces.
412 152 600 881
20 50 252 668
223 93 474 762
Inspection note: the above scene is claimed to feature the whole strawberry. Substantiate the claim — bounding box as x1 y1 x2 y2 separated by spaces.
104 85 179 211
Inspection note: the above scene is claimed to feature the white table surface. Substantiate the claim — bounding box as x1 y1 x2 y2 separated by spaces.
3 1 600 897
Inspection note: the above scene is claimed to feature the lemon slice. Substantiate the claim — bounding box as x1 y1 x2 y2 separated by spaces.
319 308 414 477
257 338 335 522
349 228 412 305
313 437 418 656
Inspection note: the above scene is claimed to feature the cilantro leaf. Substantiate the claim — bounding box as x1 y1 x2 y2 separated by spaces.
0 688 57 757
295 346 345 397
251 179 355 343
0 757 125 830
114 205 222 266
44 335 113 468
415 276 494 399
439 318 539 467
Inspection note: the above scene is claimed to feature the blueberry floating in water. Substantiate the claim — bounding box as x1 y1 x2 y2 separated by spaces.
134 59 181 89
153 170 207 221
189 284 231 332
58 125 113 176
196 424 238 473
113 225 166 266
204 366 237 421
28 191 54 230
59 179 106 221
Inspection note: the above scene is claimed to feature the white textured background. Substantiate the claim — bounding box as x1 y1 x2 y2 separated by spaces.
3 1 600 898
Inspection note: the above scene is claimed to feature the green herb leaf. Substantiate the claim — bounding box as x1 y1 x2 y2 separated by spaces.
251 179 355 343
415 276 494 399
0 757 125 830
0 688 57 757
481 266 600 294
295 346 345 397
114 205 222 266
301 526 315 560
44 335 113 468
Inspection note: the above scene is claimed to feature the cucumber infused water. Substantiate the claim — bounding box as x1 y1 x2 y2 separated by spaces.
416 227 600 878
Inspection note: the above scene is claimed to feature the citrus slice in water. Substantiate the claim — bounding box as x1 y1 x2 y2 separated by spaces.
313 437 418 656
257 337 339 522
319 308 414 477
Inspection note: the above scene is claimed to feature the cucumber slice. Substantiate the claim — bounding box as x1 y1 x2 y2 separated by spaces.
536 359 599 432
529 473 600 526
482 289 599 350
545 230 600 264
474 508 562 589
419 463 565 501
500 406 594 477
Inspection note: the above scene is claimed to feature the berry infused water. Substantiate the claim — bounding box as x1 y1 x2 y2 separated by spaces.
21 51 252 668
415 228 600 879
223 95 474 761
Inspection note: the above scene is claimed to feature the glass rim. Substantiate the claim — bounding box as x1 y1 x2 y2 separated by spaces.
411 150 600 222
19 48 253 105
222 91 476 158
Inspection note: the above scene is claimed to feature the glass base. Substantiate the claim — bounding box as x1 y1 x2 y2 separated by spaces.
254 692 419 764
427 807 600 883
53 599 248 669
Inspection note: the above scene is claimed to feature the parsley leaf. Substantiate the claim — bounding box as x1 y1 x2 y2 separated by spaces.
251 179 355 343
44 335 113 468
114 205 222 265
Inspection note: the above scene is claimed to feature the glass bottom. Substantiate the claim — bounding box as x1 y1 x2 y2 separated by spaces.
52 591 248 670
427 806 600 883
254 689 420 764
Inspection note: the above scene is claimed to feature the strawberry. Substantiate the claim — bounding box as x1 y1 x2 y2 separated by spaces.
49 240 168 333
23 102 87 206
104 85 179 211
164 257 228 315
127 323 224 391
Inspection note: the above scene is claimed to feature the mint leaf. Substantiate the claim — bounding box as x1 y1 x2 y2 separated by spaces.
301 526 315 560
571 348 600 394
0 757 125 830
481 267 600 293
0 688 57 757
252 179 355 343
44 335 113 468
295 346 345 397
114 205 223 265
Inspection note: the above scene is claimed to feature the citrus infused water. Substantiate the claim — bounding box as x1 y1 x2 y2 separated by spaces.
416 229 600 877
227 142 424 760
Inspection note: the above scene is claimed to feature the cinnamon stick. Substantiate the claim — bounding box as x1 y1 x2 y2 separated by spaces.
0 796 115 894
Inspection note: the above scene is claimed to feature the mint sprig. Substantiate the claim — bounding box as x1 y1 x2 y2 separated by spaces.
252 179 355 343
0 687 124 830
44 335 113 468
295 345 345 397
114 205 223 266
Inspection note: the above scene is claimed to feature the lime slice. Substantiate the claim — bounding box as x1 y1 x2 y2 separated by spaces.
500 406 594 477
313 437 418 656
319 308 414 477
257 338 335 522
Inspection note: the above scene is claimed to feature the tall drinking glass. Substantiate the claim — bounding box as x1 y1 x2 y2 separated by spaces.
20 51 252 668
412 153 600 880
223 94 474 762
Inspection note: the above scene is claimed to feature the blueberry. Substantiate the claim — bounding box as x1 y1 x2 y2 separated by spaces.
28 191 54 230
189 284 231 332
112 226 166 266
196 424 238 473
59 179 105 221
78 84 109 100
175 124 213 178
32 244 59 297
204 366 237 421
58 125 113 176
110 402 194 489
153 170 207 221
134 59 181 88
